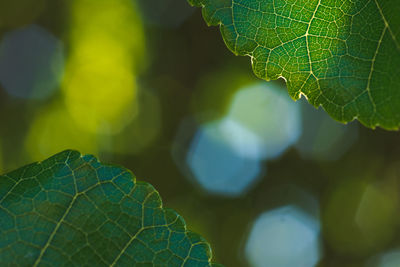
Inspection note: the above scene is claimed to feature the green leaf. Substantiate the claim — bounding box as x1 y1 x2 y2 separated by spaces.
0 150 219 266
189 0 400 130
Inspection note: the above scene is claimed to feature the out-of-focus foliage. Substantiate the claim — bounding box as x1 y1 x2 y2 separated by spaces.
323 177 398 257
25 102 99 158
188 0 400 130
0 150 219 266
63 0 145 135
1 0 400 266
102 88 162 156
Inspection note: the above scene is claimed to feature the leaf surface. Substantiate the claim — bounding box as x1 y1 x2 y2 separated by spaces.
189 0 400 129
0 150 218 266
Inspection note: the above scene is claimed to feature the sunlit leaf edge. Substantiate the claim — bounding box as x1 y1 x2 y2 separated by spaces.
188 0 400 130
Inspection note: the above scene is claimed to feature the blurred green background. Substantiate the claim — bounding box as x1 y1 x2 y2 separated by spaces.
1 0 400 266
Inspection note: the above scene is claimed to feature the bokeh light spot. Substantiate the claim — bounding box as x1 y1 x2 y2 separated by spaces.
245 205 322 267
0 24 64 100
226 82 302 160
367 249 400 267
186 118 263 197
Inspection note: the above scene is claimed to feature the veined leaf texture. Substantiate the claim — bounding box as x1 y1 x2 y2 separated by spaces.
0 150 219 266
189 0 400 130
